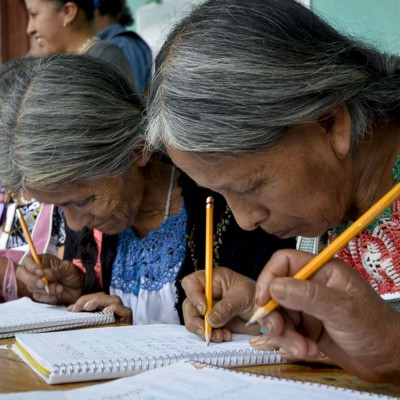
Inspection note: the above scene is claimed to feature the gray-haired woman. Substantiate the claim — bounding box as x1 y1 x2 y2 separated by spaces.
146 0 400 383
0 58 67 303
0 54 293 329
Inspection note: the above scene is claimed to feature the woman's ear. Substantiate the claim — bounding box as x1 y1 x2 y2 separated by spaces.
133 143 152 167
319 104 352 159
62 1 79 26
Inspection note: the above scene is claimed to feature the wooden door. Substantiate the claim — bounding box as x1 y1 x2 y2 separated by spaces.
0 0 29 63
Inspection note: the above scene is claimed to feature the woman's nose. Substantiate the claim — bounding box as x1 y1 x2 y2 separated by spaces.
224 194 269 231
26 19 35 36
62 208 92 232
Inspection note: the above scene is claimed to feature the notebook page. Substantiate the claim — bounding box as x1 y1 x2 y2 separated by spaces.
0 298 114 337
0 362 393 400
0 298 82 325
15 324 263 368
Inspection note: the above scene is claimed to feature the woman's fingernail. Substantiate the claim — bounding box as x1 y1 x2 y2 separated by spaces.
196 304 204 315
249 335 275 350
270 280 286 300
196 328 204 338
249 336 263 346
207 312 221 325
83 301 91 310
288 345 299 357
259 322 271 335
279 349 290 358
254 289 260 304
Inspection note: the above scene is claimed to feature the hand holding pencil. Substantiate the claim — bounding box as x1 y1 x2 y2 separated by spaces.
247 181 400 325
16 208 50 295
250 249 400 382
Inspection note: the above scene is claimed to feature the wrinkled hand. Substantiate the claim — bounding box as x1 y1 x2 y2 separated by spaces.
16 254 84 305
68 292 132 324
251 249 400 384
250 333 333 364
182 267 260 342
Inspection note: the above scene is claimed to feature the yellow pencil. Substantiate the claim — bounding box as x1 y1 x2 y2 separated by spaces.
247 181 400 325
16 208 50 295
205 196 214 345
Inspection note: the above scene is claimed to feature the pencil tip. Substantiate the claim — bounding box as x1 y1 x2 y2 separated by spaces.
205 332 211 346
246 307 270 326
44 285 50 295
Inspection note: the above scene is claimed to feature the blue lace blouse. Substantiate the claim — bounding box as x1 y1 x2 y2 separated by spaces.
109 206 187 324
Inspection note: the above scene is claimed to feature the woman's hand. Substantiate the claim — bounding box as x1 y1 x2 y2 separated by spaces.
182 267 260 342
16 254 84 305
68 292 132 324
250 333 333 364
253 249 400 384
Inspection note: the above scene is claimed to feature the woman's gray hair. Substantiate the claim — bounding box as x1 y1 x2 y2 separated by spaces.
146 0 400 155
0 58 35 101
0 54 144 191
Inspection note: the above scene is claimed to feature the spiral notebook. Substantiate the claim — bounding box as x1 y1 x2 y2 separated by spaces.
0 362 395 399
12 324 284 384
0 297 115 338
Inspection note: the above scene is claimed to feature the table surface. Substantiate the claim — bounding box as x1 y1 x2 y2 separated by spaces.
0 337 399 397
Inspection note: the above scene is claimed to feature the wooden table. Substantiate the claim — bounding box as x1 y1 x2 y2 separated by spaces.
0 337 399 397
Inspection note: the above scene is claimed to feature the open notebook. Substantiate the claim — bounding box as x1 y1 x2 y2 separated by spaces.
0 362 395 399
13 324 284 384
0 297 115 338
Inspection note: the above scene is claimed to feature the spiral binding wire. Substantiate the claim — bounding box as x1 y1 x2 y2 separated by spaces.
51 349 284 377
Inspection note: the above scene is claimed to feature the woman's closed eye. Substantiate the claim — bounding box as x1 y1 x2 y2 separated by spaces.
75 197 94 208
243 179 270 195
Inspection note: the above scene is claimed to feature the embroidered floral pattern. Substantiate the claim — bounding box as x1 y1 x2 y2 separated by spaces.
186 225 198 270
213 206 232 265
186 205 233 270
327 155 400 297
111 207 187 295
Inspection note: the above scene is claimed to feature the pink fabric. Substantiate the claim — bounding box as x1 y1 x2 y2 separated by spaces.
0 249 24 265
2 257 18 301
31 204 53 255
0 204 54 301
0 204 54 265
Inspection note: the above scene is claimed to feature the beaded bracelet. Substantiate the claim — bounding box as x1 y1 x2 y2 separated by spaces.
2 257 18 302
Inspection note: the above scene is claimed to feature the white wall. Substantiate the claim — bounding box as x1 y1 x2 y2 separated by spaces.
136 0 204 57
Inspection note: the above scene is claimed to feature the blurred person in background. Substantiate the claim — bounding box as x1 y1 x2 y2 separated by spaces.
93 0 152 97
25 0 134 87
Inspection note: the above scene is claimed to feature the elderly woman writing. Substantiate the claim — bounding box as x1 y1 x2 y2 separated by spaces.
0 54 293 326
145 0 400 383
0 58 66 302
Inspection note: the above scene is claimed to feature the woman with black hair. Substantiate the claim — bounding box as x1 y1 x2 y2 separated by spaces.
25 0 133 84
93 0 152 97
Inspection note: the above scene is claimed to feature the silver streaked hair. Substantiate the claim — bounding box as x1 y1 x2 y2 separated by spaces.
146 0 400 155
0 54 144 191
